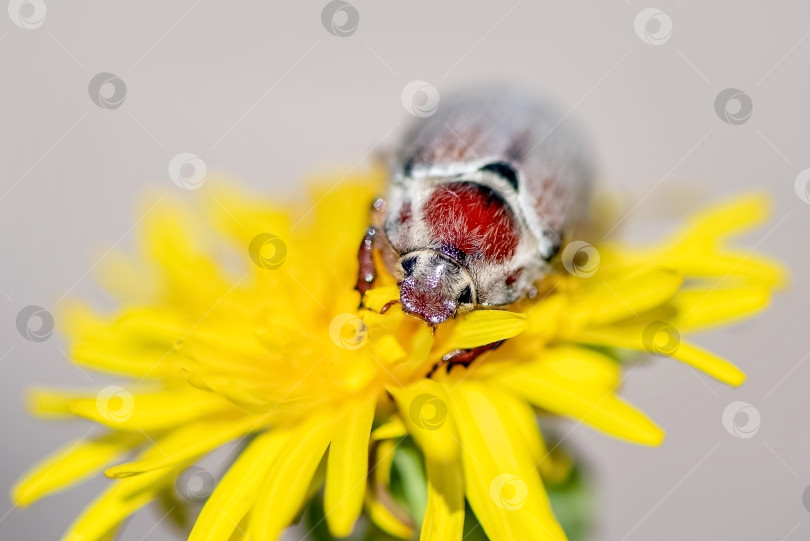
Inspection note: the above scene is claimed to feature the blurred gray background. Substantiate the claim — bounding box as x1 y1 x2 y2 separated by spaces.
2 1 809 540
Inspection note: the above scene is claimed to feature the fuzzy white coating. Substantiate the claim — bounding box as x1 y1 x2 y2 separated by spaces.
381 88 593 309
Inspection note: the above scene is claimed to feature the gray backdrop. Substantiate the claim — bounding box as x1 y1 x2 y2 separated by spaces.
1 1 809 540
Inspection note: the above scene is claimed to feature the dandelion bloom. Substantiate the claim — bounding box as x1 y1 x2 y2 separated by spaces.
13 172 785 540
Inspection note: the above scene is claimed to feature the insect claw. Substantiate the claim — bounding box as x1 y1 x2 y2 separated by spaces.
380 300 399 314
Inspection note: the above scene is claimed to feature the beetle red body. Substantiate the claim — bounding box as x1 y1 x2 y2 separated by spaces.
358 88 593 329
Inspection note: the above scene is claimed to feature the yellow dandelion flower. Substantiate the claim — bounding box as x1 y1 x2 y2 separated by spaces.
12 170 785 541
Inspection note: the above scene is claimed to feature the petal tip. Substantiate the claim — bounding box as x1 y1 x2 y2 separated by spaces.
10 486 30 508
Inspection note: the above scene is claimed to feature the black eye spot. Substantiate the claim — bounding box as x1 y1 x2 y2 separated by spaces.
542 238 561 262
458 285 473 304
401 256 417 275
480 161 519 191
402 157 415 177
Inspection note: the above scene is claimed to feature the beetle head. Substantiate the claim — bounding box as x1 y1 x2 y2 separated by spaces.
398 250 476 326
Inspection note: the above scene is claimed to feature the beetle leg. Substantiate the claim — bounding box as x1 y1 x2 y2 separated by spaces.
356 225 378 298
356 197 388 303
428 340 505 377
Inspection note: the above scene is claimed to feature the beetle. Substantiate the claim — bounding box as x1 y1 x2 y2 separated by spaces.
357 88 594 366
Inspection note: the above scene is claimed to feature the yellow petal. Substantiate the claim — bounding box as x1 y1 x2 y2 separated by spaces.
26 389 95 418
421 456 465 541
95 252 159 304
372 334 407 364
105 416 262 478
247 416 333 540
669 251 786 287
447 309 527 350
110 307 188 342
373 438 397 487
143 207 232 304
577 327 745 386
568 268 682 328
365 492 415 539
496 392 546 463
227 517 252 541
190 429 292 541
70 341 181 379
672 286 772 331
540 346 622 389
492 360 663 446
492 379 575 484
365 437 415 539
371 416 407 441
69 387 230 431
673 193 770 246
525 294 567 338
324 397 376 537
206 186 291 246
389 379 459 463
447 382 567 540
12 432 142 507
673 341 746 387
59 306 181 378
363 286 400 313
393 323 437 379
63 465 177 541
